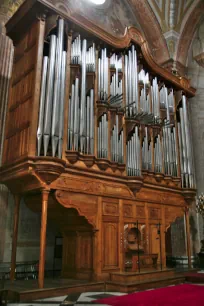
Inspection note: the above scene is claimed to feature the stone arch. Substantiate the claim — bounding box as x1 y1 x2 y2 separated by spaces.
176 0 204 67
127 0 170 65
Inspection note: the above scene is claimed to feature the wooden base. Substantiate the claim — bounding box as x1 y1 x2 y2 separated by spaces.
0 269 196 302
106 275 185 293
0 279 105 302
110 269 176 283
107 269 187 293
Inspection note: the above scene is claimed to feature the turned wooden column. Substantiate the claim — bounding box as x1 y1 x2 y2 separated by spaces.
38 189 49 289
10 194 21 281
185 208 192 269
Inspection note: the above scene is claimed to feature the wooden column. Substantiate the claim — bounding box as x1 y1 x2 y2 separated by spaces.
10 194 21 281
38 189 49 289
185 208 192 269
119 199 124 272
93 196 102 280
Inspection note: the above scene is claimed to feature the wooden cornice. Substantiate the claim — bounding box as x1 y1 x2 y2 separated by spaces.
6 0 195 97
0 156 191 200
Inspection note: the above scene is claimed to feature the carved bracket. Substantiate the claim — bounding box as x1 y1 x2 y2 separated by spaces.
126 176 144 197
55 189 97 229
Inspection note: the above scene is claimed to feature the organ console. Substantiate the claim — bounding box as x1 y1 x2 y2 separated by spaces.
0 0 196 289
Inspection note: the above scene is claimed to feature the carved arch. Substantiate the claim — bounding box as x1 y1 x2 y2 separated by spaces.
165 206 186 231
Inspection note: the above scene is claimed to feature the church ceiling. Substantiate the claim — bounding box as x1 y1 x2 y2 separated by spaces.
0 0 203 68
147 0 201 33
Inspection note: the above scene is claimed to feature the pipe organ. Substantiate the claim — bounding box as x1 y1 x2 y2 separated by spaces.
0 0 197 287
35 17 196 188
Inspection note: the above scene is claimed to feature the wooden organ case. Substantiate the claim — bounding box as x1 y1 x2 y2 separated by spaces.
0 0 197 288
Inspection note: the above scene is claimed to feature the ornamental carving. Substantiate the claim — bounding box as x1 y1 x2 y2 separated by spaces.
56 176 133 198
148 208 161 220
55 189 97 228
136 206 145 218
123 204 133 218
137 188 185 206
103 202 119 216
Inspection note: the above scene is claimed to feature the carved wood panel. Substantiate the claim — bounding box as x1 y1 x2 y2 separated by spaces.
102 221 119 270
103 201 119 216
3 20 39 164
62 234 77 276
123 204 133 218
76 232 93 271
149 224 161 262
148 207 161 220
136 205 145 218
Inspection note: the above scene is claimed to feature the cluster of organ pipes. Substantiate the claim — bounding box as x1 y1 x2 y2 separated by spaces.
178 96 195 189
98 114 108 158
71 35 96 72
154 135 162 173
142 127 152 171
162 124 178 177
68 78 94 154
36 18 196 188
111 115 124 163
127 127 141 176
125 45 139 116
37 18 66 158
98 49 109 100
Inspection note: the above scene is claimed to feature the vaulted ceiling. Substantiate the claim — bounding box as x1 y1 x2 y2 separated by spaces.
147 0 199 33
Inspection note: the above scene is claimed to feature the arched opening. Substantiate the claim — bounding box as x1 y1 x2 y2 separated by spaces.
24 193 95 281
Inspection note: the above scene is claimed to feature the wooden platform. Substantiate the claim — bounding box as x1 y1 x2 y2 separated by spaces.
106 269 187 293
0 278 105 302
185 271 204 283
0 269 196 302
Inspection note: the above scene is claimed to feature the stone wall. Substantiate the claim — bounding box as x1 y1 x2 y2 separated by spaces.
187 18 204 247
3 194 56 270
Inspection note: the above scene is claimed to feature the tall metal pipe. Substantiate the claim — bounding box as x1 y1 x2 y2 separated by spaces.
52 18 64 157
58 50 66 158
37 56 48 156
43 35 57 156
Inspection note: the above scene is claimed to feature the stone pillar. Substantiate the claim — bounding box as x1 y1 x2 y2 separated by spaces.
0 10 14 263
188 20 204 246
